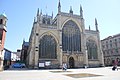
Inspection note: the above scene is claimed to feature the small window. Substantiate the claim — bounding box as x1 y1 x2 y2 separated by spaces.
36 33 39 36
102 45 105 48
115 43 117 47
0 30 3 40
106 45 108 48
110 40 112 43
5 21 6 25
35 47 38 48
0 19 3 24
42 18 45 24
116 49 118 53
115 39 117 42
110 44 112 48
106 41 108 44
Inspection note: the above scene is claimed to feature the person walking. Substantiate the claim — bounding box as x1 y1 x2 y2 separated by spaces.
112 59 118 71
62 63 67 71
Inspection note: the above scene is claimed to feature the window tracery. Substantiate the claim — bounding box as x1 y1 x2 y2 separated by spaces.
62 20 81 53
39 35 57 59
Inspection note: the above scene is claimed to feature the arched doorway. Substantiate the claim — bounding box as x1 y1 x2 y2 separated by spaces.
69 57 75 68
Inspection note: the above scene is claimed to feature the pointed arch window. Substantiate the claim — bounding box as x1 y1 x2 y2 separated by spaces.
86 39 98 59
39 35 57 59
62 20 81 53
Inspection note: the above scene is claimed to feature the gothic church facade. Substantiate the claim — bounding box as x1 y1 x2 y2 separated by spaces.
26 1 104 69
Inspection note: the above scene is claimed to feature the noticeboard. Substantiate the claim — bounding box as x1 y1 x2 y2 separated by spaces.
39 63 45 67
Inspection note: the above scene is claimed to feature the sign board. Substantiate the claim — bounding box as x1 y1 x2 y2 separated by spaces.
39 63 45 67
45 61 51 66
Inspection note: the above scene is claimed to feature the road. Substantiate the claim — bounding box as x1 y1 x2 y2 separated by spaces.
0 67 120 80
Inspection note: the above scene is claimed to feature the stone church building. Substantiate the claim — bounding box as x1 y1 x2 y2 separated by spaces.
26 1 104 69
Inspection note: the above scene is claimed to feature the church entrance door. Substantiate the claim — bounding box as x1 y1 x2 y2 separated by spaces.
69 57 75 68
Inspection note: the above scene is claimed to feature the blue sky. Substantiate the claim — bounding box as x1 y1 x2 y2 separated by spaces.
0 0 120 51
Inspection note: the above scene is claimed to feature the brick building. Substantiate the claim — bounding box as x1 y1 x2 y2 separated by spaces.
0 13 7 70
21 40 29 63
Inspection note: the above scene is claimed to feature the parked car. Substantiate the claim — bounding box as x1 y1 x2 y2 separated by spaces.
12 63 26 68
20 63 26 68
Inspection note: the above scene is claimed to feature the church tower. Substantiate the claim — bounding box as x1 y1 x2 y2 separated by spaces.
0 13 7 70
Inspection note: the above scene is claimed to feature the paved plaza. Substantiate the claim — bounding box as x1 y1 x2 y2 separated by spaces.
0 67 120 80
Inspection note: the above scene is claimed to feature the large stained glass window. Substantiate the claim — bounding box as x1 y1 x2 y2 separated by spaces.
86 39 98 59
62 20 81 53
39 35 57 59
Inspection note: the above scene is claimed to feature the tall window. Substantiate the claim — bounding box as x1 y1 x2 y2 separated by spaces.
86 39 98 59
62 20 81 53
0 30 3 40
39 35 57 59
0 19 3 24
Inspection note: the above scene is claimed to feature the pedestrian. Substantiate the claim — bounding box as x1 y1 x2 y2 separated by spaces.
64 63 67 71
112 59 118 71
115 59 118 71
62 63 67 71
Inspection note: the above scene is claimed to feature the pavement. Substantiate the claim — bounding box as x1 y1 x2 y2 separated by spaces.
0 67 120 80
